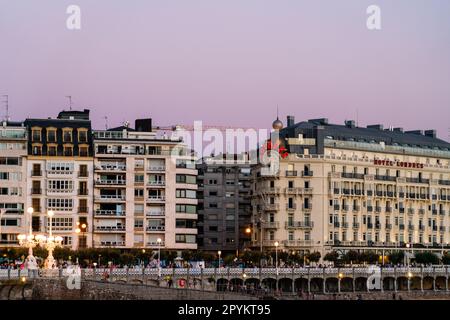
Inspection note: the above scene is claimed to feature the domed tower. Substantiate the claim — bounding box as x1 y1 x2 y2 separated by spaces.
272 117 283 131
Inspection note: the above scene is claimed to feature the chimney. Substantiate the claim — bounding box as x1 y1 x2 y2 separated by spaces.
424 130 436 138
287 115 295 127
367 124 384 130
405 130 423 136
393 127 404 133
345 120 355 128
135 118 152 132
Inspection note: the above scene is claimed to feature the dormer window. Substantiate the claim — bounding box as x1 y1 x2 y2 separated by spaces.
32 128 41 142
63 128 72 142
47 128 57 142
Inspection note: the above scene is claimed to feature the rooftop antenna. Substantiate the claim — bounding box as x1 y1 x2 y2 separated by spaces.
1 95 9 122
356 108 359 127
276 104 279 120
104 116 108 130
65 95 72 110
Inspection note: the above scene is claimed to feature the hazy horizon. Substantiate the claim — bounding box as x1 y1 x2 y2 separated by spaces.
1 0 449 140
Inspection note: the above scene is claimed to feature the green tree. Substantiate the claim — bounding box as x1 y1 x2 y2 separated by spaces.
388 251 404 265
414 252 439 265
342 250 359 264
307 251 321 263
442 254 450 265
324 251 339 262
182 250 194 262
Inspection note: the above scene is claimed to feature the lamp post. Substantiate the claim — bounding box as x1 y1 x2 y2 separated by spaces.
405 243 411 266
157 238 162 278
43 210 63 269
17 207 38 270
274 241 279 273
217 250 222 268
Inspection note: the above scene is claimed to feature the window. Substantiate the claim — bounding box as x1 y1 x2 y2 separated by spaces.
48 180 73 192
47 162 74 173
47 145 57 156
135 204 144 214
79 145 89 157
47 129 56 142
32 144 42 155
176 204 197 214
63 145 73 156
78 129 88 143
176 174 196 184
0 157 20 165
175 234 196 243
48 217 73 231
176 219 197 228
32 128 41 142
176 189 196 199
135 189 144 198
62 129 72 142
135 174 144 183
47 198 73 211
176 159 196 169
208 179 218 185
134 219 143 228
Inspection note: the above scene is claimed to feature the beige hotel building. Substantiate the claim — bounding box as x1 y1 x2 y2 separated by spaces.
251 116 450 259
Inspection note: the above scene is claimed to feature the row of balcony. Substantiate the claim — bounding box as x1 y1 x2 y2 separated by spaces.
95 164 166 172
28 206 89 213
31 188 89 196
285 170 313 177
264 203 312 211
31 170 88 177
329 222 446 232
261 221 314 229
95 241 166 247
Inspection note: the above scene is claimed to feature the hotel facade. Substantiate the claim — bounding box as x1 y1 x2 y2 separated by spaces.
251 116 450 259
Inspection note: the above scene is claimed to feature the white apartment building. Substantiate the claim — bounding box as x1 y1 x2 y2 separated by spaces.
0 121 28 247
24 110 94 250
93 119 198 251
251 116 450 259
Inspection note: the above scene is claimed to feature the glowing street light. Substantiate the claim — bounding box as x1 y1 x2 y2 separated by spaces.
18 207 39 271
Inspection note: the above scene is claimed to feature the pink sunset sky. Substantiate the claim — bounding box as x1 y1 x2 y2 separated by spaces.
0 0 449 139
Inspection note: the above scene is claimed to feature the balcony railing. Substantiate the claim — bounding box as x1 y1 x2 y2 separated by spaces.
264 204 279 211
78 189 89 196
96 163 126 171
148 196 166 202
95 179 126 185
285 170 297 177
147 241 165 246
147 166 166 171
31 170 42 177
96 195 125 201
286 204 296 210
146 211 165 216
146 225 165 231
98 241 125 247
31 188 42 195
285 221 313 229
95 226 126 231
78 171 89 178
147 181 166 186
262 222 279 229
94 210 126 216
301 171 313 177
78 207 88 213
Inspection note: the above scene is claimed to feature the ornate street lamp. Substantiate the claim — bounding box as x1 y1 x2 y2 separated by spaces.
42 210 63 269
17 207 39 270
157 238 162 278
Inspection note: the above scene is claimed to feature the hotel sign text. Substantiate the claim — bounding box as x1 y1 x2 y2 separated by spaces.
373 159 424 169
